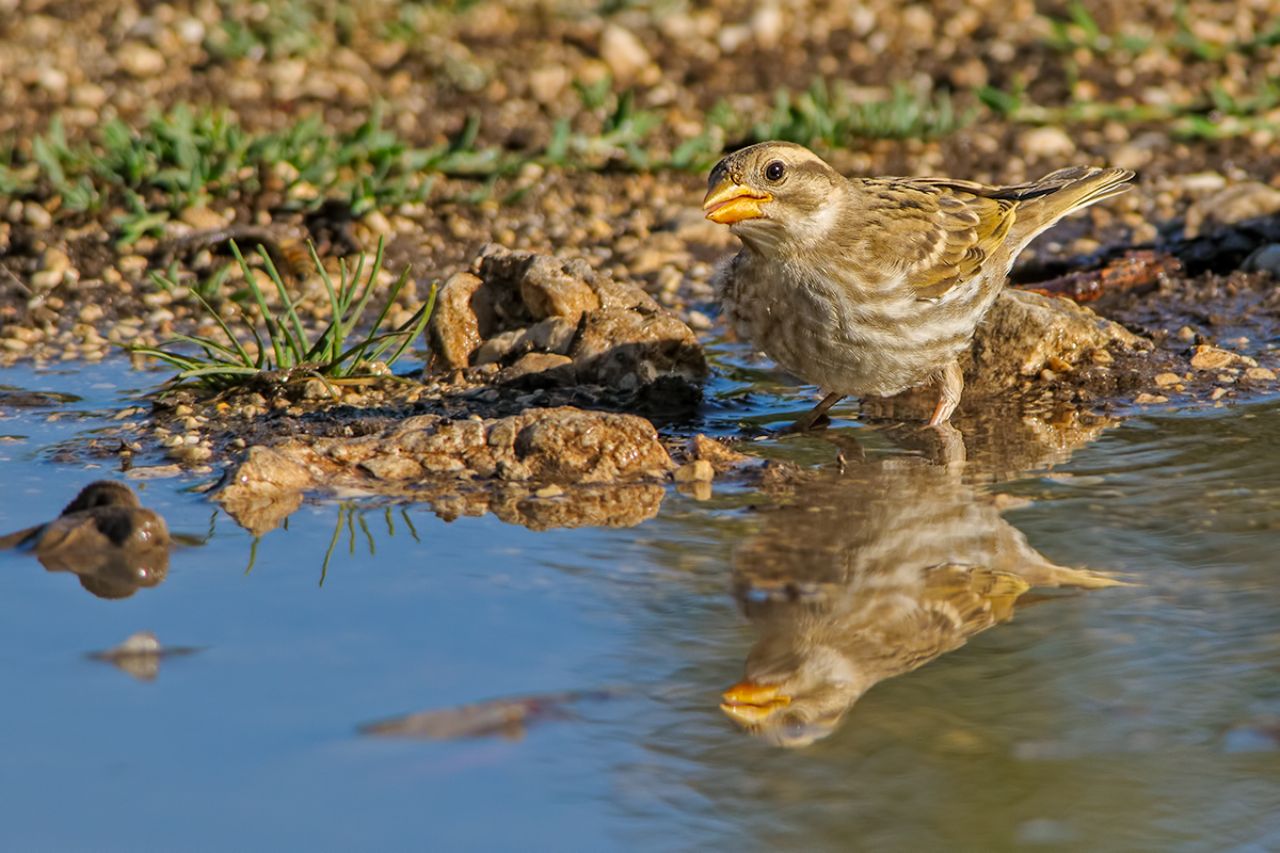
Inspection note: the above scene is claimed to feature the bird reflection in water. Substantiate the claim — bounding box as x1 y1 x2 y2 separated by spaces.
721 432 1123 748
0 480 170 599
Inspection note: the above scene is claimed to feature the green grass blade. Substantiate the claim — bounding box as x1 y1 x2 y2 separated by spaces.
230 240 286 368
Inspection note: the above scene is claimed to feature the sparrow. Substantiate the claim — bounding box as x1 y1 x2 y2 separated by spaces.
704 141 1134 429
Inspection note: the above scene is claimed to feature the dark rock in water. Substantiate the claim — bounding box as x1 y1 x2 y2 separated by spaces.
0 481 170 599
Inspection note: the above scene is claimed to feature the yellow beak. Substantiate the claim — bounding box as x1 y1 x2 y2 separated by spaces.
720 680 791 724
703 180 771 224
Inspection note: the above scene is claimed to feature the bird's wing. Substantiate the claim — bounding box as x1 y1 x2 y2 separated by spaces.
858 178 1020 299
867 563 1028 666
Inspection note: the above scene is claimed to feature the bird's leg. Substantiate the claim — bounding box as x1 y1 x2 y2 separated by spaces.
927 361 964 427
784 391 845 434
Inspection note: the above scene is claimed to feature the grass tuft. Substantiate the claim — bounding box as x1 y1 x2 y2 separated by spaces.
127 237 435 392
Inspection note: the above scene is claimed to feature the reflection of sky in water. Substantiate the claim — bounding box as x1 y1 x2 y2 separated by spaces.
0 360 1278 850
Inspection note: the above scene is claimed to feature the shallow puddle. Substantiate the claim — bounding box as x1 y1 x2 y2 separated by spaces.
1 358 1278 850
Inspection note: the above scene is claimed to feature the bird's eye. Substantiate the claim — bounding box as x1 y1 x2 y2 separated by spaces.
764 161 786 182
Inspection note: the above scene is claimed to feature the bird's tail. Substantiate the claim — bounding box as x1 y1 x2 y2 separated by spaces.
1005 166 1135 247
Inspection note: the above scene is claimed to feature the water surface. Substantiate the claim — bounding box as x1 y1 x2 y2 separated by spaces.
1 359 1278 851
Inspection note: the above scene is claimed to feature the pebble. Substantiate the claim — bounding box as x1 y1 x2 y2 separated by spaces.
1190 346 1237 370
118 43 166 78
674 459 714 483
1244 367 1276 381
1153 372 1182 388
1134 393 1168 405
600 24 650 82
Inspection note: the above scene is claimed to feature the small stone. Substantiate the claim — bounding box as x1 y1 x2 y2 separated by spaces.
674 459 715 483
118 43 167 78
1046 356 1073 373
534 484 564 498
499 352 574 384
1134 393 1168 405
427 272 486 370
302 378 333 400
179 206 230 230
1210 387 1229 400
1019 126 1075 159
1090 348 1114 365
600 24 650 82
23 203 53 229
1154 372 1181 388
1245 367 1276 381
1243 244 1280 276
1175 326 1197 342
1190 345 1237 370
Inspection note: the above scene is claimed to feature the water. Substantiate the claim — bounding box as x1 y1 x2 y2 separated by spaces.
1 358 1279 852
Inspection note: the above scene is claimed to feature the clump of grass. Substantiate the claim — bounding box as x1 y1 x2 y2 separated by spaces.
749 81 972 147
128 237 435 392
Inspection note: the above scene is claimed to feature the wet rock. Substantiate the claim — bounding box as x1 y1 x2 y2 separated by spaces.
87 631 200 682
1190 345 1240 370
964 290 1146 394
516 258 600 322
428 271 486 370
1243 244 1280 276
0 481 170 599
217 445 315 535
569 308 705 386
498 352 575 385
428 246 706 394
216 407 675 531
674 459 715 483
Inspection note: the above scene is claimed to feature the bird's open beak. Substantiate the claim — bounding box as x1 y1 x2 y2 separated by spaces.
703 180 771 224
720 680 791 724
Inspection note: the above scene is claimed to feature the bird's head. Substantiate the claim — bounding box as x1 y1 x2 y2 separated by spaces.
703 141 843 252
720 644 867 748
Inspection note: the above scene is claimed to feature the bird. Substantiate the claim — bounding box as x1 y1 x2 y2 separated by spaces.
703 141 1134 429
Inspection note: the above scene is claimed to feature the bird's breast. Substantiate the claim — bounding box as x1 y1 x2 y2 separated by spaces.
719 253 996 396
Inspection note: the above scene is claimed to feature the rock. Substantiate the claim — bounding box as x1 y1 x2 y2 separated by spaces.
517 257 600 322
427 272 486 369
1245 367 1277 381
118 42 167 78
674 459 715 483
1019 126 1075 159
1154 372 1182 388
217 446 315 535
570 308 707 385
474 328 527 366
1190 345 1238 370
498 352 575 385
963 290 1145 394
220 408 676 522
1184 182 1280 238
1243 244 1280 276
1134 392 1168 404
179 206 230 230
687 434 754 471
522 317 577 356
600 24 650 82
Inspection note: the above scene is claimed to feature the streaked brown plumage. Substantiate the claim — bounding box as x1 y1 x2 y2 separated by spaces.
704 141 1134 427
